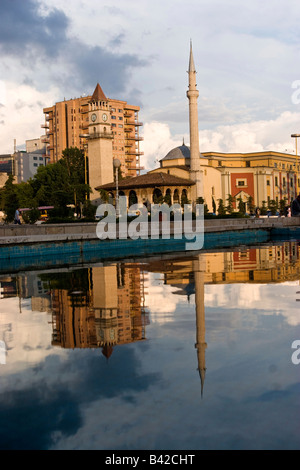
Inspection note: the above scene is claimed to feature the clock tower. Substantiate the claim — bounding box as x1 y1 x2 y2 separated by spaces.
88 83 114 203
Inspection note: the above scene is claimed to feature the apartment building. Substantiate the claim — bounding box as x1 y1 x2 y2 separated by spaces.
42 85 143 178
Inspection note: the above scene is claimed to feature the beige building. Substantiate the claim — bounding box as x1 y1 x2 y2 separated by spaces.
42 84 143 178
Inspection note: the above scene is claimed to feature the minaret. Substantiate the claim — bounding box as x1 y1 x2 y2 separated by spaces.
187 42 204 204
193 253 207 397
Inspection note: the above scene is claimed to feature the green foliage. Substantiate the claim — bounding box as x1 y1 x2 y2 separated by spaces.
279 198 287 215
237 197 246 215
226 194 235 214
260 200 268 215
2 175 19 223
22 208 40 225
247 195 255 214
82 201 97 219
212 197 216 214
164 192 172 206
268 199 278 215
99 189 109 203
181 191 190 207
217 198 226 216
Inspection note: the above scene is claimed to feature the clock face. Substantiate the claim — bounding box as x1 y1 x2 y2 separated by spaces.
91 113 97 122
102 113 108 122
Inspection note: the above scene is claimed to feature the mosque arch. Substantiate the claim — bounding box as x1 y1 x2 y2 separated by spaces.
173 189 180 204
129 190 138 206
153 188 163 204
165 188 172 206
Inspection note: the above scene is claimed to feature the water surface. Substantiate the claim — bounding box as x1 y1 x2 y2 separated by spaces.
0 242 299 450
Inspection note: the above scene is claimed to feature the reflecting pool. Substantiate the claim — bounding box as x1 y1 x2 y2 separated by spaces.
0 241 299 450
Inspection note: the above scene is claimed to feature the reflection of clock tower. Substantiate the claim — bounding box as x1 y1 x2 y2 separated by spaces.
88 83 114 203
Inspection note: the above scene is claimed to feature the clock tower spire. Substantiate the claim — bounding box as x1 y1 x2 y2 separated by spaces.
88 83 114 203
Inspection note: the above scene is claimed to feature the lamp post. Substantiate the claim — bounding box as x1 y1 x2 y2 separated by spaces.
113 158 121 218
291 134 300 196
79 134 89 200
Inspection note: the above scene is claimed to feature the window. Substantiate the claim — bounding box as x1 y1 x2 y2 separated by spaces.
274 162 277 168
282 163 285 169
118 124 123 128
111 115 116 119
267 180 270 186
283 177 286 186
34 163 38 167
246 161 250 167
33 156 37 160
275 176 278 186
119 116 123 120
236 178 247 187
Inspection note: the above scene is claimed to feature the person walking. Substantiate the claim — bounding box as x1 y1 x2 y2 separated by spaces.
14 208 21 225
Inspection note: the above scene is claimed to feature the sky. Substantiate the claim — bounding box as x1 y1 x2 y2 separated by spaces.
1 0 300 170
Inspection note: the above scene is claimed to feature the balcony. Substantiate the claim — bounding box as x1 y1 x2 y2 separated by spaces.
126 150 144 156
41 124 49 129
126 136 144 141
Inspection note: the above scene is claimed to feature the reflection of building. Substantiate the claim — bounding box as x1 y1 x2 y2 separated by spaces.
49 263 149 357
145 241 300 396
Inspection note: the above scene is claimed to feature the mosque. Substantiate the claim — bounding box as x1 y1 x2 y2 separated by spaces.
93 44 298 212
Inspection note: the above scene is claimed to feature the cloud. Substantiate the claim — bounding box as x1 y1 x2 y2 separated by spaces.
0 0 69 58
0 0 148 98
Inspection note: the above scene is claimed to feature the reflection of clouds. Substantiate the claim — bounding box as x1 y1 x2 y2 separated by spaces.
145 273 184 323
205 282 300 326
0 297 58 373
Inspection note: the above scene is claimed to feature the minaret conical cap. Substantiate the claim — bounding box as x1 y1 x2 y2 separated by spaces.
189 40 196 73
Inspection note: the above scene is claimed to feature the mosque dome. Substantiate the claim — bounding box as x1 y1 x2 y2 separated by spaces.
161 143 191 162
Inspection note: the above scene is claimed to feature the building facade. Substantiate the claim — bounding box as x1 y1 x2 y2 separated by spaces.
42 84 143 178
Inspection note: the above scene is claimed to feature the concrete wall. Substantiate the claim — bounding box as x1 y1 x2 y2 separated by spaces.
0 217 299 245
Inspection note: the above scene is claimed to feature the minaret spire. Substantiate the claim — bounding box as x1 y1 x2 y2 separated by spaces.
187 41 203 204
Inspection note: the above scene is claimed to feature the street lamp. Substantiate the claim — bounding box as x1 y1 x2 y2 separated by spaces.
291 134 300 196
113 158 121 218
79 133 89 200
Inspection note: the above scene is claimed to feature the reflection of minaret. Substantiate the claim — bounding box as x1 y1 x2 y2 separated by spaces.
187 41 203 204
193 253 207 397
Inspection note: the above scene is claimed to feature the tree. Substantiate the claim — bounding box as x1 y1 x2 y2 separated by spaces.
226 194 235 215
61 147 90 206
260 200 268 215
237 197 246 215
217 198 226 216
247 195 255 215
212 197 216 214
2 175 19 223
268 199 278 215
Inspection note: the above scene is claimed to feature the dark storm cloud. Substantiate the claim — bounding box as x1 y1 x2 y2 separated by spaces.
0 0 69 57
66 40 147 97
0 0 148 97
